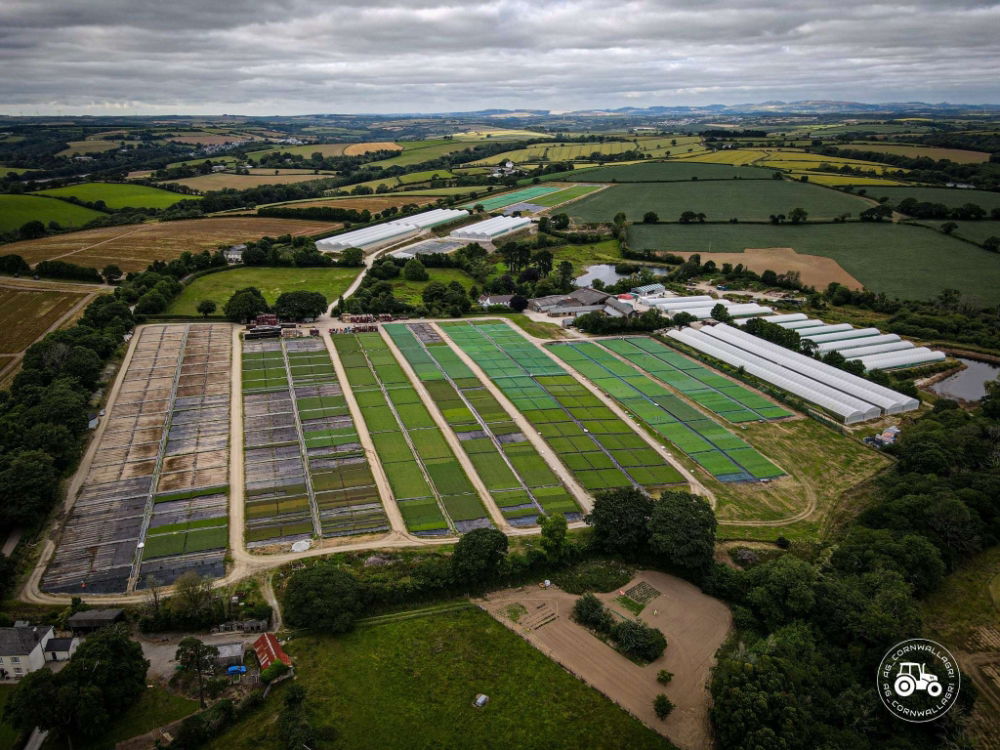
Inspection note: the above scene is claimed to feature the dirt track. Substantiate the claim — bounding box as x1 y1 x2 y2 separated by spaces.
480 570 731 750
679 246 863 290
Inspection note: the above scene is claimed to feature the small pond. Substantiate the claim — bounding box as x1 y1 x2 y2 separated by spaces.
574 263 672 287
929 357 1000 401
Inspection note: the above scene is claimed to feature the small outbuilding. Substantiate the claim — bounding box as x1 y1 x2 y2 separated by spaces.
66 608 124 635
213 642 246 668
44 637 79 662
253 632 293 671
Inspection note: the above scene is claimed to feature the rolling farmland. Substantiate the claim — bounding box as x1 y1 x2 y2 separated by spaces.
845 143 992 163
4 216 343 271
0 285 92 355
365 139 477 168
163 173 333 191
36 182 195 210
0 194 105 233
876 186 1000 211
42 324 231 594
560 161 780 182
627 222 1000 304
566 179 871 223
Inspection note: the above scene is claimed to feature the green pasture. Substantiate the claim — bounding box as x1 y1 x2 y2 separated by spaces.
0 194 105 233
36 182 195 210
554 161 779 183
567 179 871 223
204 608 673 750
167 266 359 316
875 186 1000 211
627 221 1000 304
366 140 476 168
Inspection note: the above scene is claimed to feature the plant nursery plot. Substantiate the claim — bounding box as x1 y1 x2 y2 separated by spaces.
333 332 488 532
441 321 681 492
549 341 783 482
44 324 232 595
385 323 580 524
602 337 792 421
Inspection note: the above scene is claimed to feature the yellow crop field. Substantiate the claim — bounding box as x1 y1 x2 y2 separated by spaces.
57 140 120 156
471 135 704 165
343 141 403 156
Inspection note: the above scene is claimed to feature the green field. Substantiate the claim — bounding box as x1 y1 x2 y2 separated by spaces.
874 186 1000 212
913 220 1000 246
552 161 779 183
166 266 360 316
0 165 36 176
531 184 604 207
366 139 477 168
205 608 673 750
567 179 871 223
627 221 1000 304
0 194 106 233
390 267 477 305
36 182 196 210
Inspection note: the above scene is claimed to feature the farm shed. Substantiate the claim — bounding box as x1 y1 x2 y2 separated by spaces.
449 215 532 242
214 641 246 668
66 608 124 634
44 637 79 662
253 632 292 671
630 283 665 296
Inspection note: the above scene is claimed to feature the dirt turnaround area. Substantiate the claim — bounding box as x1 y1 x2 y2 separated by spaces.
680 246 863 290
480 570 731 750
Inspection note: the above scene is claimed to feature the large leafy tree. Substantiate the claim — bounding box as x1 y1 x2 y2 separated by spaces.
647 491 717 573
176 637 219 708
273 290 328 320
223 287 269 322
586 487 653 556
283 564 362 632
451 527 508 585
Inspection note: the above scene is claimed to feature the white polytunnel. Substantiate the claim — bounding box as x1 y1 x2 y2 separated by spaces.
841 341 915 359
815 333 902 354
758 313 809 324
449 215 532 241
858 348 947 371
801 327 882 344
778 319 827 329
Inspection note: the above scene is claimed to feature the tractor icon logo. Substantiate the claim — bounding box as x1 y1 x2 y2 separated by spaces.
878 638 960 723
893 662 942 698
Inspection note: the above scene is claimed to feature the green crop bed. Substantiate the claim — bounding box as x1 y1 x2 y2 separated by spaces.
557 161 778 182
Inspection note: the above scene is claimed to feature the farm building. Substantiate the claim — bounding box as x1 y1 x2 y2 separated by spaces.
449 215 532 243
669 323 919 424
66 608 124 634
44 636 79 662
214 641 246 668
0 625 53 679
479 294 515 307
253 632 292 671
528 288 635 319
631 283 665 296
750 315 944 371
655 297 774 320
317 209 469 255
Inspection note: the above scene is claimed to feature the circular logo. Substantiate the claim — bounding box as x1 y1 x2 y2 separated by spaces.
877 638 960 723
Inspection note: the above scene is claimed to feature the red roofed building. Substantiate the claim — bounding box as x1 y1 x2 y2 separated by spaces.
253 632 292 671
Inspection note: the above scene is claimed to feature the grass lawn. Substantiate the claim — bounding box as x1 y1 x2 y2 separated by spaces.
42 686 198 750
205 608 673 750
549 238 622 275
567 180 871 223
0 194 106 233
627 221 1000 305
36 182 195 210
167 266 361 316
709 418 892 542
390 267 477 305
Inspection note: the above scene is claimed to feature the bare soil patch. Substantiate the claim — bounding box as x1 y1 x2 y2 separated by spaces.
678 246 863 290
480 570 731 750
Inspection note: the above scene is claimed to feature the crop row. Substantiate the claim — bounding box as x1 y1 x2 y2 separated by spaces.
385 323 579 525
440 322 684 492
333 332 489 535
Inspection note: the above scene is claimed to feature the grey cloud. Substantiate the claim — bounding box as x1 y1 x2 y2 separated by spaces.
0 0 998 114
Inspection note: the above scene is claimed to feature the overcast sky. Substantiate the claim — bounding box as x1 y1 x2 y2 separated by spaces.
2 0 999 116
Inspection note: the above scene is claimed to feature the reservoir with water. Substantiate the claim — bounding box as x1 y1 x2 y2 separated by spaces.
929 357 1000 401
575 264 672 287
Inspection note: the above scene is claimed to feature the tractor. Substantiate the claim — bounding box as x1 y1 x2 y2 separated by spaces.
894 662 942 697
